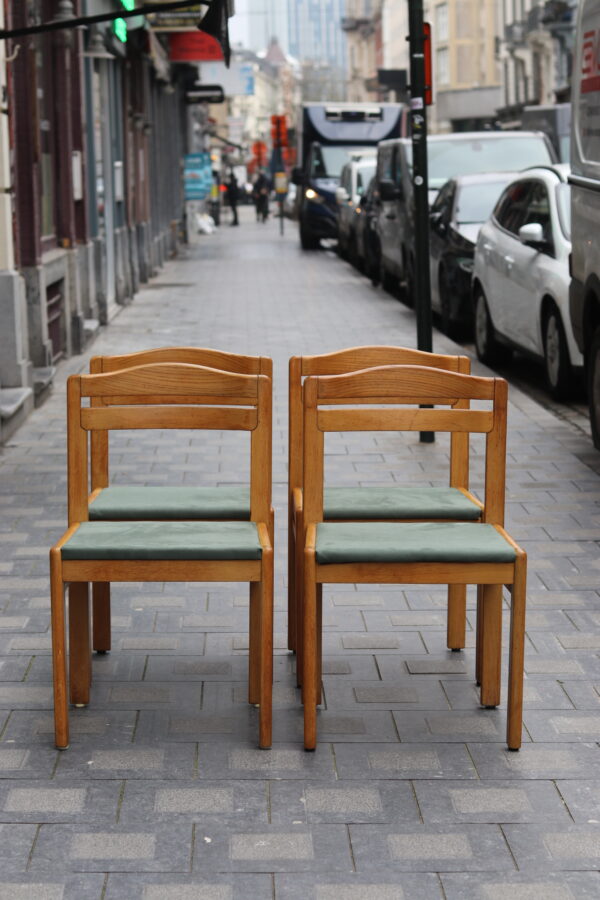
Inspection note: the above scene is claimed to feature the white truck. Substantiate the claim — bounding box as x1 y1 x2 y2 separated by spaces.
570 0 600 446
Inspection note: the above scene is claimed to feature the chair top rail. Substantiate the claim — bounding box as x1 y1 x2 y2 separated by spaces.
311 365 498 403
91 347 272 377
78 363 262 401
295 346 470 377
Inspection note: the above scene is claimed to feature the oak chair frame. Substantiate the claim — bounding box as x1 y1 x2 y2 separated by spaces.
50 363 273 750
88 348 273 666
301 365 527 751
289 346 486 682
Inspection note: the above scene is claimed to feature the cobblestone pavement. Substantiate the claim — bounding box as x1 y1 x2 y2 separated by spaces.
2 205 600 898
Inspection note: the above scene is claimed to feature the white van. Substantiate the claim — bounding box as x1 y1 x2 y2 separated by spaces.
570 0 600 446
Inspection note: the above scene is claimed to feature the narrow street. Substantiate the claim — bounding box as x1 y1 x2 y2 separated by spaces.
2 206 600 897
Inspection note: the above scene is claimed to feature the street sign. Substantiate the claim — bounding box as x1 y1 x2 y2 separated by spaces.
274 172 287 194
186 85 225 104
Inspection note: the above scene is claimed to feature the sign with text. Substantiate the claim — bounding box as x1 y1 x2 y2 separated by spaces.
198 61 254 96
147 2 203 30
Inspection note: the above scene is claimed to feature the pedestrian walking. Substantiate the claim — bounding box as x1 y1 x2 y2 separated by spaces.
226 171 239 226
253 170 270 223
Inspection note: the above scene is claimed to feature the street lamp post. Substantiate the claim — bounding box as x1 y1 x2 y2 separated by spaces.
408 0 434 442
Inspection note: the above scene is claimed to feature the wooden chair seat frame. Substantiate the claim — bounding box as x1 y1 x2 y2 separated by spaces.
289 346 487 687
300 365 527 751
88 348 273 657
50 362 273 750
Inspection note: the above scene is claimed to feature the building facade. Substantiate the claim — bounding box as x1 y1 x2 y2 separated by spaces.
0 0 193 443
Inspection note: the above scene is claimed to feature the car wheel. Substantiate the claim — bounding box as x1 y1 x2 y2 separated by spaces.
543 306 573 401
381 261 398 295
300 220 320 250
474 288 509 367
369 239 381 286
588 327 600 450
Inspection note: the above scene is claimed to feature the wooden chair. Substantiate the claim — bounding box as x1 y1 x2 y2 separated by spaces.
49 363 273 750
289 346 484 682
87 348 273 656
301 365 527 751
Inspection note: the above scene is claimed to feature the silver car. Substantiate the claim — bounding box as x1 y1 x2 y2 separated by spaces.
472 164 583 400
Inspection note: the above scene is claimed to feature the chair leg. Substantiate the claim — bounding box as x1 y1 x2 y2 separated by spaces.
50 550 69 750
479 583 503 708
92 582 111 653
316 584 323 707
475 585 483 685
248 581 261 705
507 555 527 750
303 550 318 751
295 507 305 688
69 582 91 707
447 583 467 651
258 548 274 750
288 506 296 652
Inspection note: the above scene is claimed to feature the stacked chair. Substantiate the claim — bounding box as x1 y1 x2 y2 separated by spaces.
288 347 489 684
48 344 527 756
49 357 273 750
298 363 526 750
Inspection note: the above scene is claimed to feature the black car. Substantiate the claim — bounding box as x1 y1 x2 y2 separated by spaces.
429 172 513 337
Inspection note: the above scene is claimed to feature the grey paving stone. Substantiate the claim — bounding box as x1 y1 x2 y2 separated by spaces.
324 679 450 711
333 743 478 780
443 678 574 711
349 824 514 872
55 744 195 780
272 709 399 743
441 871 600 899
468 742 600 779
555 779 600 823
2 710 138 746
414 779 571 824
0 780 121 823
269 780 420 826
0 876 105 900
104 874 272 900
191 825 352 873
30 824 192 873
275 873 443 899
504 823 600 870
119 780 267 824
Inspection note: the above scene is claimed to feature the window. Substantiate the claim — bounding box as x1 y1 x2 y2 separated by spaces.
494 181 533 235
437 48 450 85
435 3 449 41
521 180 553 248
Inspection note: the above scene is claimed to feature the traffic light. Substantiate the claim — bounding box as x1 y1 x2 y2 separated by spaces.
270 115 288 149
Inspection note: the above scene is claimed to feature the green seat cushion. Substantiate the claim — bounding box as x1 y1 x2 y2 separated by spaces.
315 522 516 565
61 521 262 561
89 486 250 521
323 486 481 520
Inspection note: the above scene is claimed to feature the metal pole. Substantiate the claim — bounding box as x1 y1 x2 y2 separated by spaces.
408 0 434 443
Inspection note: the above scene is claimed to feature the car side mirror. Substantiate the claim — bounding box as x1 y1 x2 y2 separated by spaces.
335 186 350 204
518 222 545 248
379 179 400 202
291 167 303 186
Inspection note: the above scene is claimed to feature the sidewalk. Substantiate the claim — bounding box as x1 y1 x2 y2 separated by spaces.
1 205 600 898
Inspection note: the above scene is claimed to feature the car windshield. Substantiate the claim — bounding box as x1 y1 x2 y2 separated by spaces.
405 137 554 188
555 182 571 239
311 145 366 179
356 161 376 194
454 180 510 224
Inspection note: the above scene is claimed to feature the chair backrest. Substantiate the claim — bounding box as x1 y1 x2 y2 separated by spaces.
302 364 508 528
89 348 272 491
289 346 472 505
67 363 271 526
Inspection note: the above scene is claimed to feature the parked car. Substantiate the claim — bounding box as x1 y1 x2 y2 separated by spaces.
429 173 513 337
336 152 376 258
472 164 583 400
283 182 297 219
354 176 380 280
374 132 557 300
569 0 600 446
